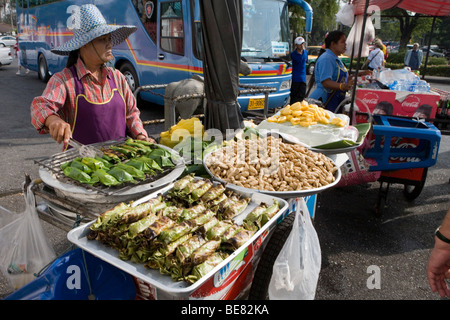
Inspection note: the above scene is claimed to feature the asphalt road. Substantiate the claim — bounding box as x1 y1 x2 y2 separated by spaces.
0 59 449 300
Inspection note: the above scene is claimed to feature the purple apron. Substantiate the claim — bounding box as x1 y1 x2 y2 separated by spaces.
69 66 126 145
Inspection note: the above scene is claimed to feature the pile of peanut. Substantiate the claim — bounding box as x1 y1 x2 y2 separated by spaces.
204 136 338 192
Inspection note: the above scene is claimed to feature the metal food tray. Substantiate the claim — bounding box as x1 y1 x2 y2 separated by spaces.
67 180 289 298
202 147 342 200
37 140 186 202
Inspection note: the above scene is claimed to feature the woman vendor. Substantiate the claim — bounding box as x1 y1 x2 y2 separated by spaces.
30 4 155 148
309 30 369 113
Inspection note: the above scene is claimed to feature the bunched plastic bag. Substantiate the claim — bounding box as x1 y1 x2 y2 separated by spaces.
268 198 321 300
0 182 56 290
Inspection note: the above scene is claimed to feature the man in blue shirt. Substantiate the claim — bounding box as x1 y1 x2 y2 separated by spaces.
290 36 308 104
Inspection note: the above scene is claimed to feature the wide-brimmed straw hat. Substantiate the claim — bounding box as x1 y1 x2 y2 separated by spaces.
52 4 137 56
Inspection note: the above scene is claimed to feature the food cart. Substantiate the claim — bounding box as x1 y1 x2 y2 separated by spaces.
343 0 449 215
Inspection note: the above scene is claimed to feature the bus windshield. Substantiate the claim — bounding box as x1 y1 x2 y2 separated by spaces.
242 0 290 61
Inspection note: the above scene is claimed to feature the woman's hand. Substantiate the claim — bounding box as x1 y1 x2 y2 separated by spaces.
136 133 156 144
45 115 72 145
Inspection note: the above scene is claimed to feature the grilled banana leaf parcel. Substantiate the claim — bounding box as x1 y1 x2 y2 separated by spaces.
143 215 175 241
146 233 192 269
92 169 120 186
175 234 207 265
206 220 233 240
115 163 146 180
158 221 195 244
126 213 159 239
221 229 255 251
243 203 269 231
188 240 221 266
90 202 130 232
179 203 207 221
187 252 226 284
120 198 166 224
171 174 195 192
189 179 213 202
81 157 107 171
219 197 251 220
63 166 95 184
200 183 226 202
124 158 153 174
107 166 136 184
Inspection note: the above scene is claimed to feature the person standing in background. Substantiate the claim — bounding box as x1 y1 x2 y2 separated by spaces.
15 37 29 75
289 36 308 104
366 40 384 71
404 43 423 71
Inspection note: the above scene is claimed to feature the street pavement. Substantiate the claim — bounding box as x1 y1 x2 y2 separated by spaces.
0 59 449 300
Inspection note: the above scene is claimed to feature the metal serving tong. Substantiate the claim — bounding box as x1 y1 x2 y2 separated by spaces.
68 138 103 158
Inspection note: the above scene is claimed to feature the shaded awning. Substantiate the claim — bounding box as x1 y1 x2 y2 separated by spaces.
350 0 450 16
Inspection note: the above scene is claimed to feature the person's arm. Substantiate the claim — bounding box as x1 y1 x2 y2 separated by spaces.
427 208 450 298
30 74 72 144
321 78 353 91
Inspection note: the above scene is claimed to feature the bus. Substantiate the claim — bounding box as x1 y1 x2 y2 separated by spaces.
16 0 312 111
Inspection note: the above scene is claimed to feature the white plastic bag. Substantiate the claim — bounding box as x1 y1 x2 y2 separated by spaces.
268 198 321 300
345 15 375 57
0 183 56 290
336 3 355 27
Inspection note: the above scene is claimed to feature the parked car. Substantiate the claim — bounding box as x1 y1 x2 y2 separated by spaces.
0 47 13 66
422 46 445 58
306 46 351 75
0 36 16 47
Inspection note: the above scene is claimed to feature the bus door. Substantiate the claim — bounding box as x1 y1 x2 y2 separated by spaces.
156 0 194 85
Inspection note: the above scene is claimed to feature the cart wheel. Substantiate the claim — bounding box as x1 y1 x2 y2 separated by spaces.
248 211 295 300
403 168 428 201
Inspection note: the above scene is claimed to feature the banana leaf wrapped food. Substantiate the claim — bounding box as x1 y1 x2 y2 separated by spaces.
146 233 192 269
89 202 130 232
200 183 226 202
120 197 166 224
221 229 255 251
189 179 213 203
179 203 207 221
115 163 146 180
188 239 221 266
175 234 207 266
107 166 136 184
63 166 95 184
186 252 227 284
92 169 120 186
206 220 234 240
243 200 281 231
218 197 251 220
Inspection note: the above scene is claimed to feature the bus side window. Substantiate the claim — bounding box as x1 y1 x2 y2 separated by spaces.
132 0 158 44
160 0 184 55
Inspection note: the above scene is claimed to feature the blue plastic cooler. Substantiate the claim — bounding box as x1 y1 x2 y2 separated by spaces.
365 115 441 171
5 248 136 300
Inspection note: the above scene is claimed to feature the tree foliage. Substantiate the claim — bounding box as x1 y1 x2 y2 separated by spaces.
289 0 340 45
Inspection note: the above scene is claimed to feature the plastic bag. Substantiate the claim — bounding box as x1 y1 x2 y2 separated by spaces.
268 198 321 300
0 182 56 290
336 3 354 27
345 15 375 57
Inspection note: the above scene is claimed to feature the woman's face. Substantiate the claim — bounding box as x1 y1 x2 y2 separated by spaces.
331 35 347 55
83 33 113 64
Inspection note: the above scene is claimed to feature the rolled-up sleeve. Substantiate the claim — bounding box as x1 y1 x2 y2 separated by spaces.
30 75 67 134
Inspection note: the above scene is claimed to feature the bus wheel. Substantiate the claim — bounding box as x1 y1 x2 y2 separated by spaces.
119 62 139 93
38 54 50 83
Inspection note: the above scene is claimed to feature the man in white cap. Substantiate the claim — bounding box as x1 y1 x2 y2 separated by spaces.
290 36 308 104
30 4 155 149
